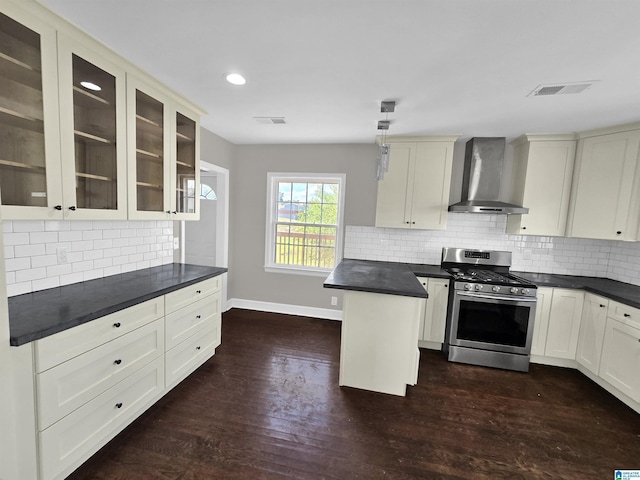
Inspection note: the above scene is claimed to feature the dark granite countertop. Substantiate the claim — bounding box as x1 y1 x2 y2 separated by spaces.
324 259 427 299
513 271 640 310
8 263 227 346
324 258 640 310
407 263 450 278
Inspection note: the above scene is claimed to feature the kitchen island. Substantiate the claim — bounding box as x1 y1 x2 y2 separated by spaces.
324 259 427 396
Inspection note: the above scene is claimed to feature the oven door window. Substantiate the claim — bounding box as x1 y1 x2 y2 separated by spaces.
457 298 530 347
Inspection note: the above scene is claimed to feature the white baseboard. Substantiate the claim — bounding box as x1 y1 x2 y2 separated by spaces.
227 298 342 321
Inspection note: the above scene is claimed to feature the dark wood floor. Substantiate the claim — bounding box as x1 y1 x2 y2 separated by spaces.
68 309 640 480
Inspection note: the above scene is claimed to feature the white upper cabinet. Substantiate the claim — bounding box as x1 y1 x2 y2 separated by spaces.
0 0 204 221
0 4 62 220
57 33 128 220
567 123 640 241
127 76 200 221
506 134 576 237
375 136 458 230
127 77 171 220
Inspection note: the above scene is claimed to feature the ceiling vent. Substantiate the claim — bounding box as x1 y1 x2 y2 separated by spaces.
254 117 286 125
528 82 596 97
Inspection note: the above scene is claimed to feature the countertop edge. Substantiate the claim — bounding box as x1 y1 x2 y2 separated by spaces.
9 265 228 346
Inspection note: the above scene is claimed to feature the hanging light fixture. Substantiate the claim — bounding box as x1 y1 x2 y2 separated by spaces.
376 101 395 180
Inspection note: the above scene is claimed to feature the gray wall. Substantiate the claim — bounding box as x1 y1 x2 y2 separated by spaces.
200 127 235 171
228 143 378 311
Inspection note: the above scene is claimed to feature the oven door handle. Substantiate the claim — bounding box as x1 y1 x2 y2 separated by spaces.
456 291 537 303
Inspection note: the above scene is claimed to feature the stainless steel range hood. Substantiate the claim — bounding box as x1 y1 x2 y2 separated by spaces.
448 137 529 214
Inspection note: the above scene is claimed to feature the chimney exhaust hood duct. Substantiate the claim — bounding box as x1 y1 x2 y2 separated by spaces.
448 137 529 214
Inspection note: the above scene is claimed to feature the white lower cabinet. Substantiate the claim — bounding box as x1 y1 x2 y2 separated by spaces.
599 302 640 403
24 276 222 480
544 289 584 359
416 277 449 347
530 287 552 356
165 283 221 389
575 293 608 375
39 357 165 480
36 318 165 431
530 287 584 361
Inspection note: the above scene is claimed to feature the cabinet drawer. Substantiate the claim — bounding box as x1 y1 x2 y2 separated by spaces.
36 319 164 431
607 301 640 329
39 357 165 480
166 322 218 389
166 293 221 350
35 297 164 373
165 277 221 314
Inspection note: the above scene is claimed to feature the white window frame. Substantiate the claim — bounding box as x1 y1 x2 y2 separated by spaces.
265 172 346 276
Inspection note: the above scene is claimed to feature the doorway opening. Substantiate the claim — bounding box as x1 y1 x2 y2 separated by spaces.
178 161 229 308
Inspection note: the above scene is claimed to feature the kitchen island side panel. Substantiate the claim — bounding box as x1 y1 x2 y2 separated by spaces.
339 290 424 396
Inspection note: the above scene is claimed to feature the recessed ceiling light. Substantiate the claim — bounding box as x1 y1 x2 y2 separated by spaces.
225 73 246 86
80 81 101 91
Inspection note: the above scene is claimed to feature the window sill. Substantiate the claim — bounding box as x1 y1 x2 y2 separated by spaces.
264 265 334 277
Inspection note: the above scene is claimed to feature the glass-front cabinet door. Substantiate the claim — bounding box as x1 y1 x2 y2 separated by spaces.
173 109 199 218
57 34 127 219
0 6 63 219
127 77 171 219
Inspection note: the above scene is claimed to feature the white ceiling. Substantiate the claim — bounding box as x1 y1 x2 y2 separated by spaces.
40 0 640 145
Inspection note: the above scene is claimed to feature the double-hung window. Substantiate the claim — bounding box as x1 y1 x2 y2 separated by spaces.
265 173 345 275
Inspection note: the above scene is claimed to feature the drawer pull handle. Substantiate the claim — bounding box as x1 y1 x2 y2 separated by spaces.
54 205 62 210
600 304 606 308
114 359 122 365
624 313 631 318
115 403 123 409
196 290 202 294
196 346 201 350
113 322 121 328
196 315 202 319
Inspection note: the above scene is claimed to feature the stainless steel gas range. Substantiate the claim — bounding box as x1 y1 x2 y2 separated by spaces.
441 247 538 372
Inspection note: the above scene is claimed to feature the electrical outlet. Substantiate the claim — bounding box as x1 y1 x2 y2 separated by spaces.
331 296 338 306
173 237 179 250
523 249 532 260
56 247 68 264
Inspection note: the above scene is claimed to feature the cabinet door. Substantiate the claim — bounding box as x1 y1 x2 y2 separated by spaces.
422 278 449 343
375 143 414 229
57 34 127 219
411 142 453 230
569 130 640 241
600 318 640 402
126 76 172 219
0 6 63 219
576 293 608 375
171 106 200 219
530 287 552 356
507 139 576 236
544 289 584 359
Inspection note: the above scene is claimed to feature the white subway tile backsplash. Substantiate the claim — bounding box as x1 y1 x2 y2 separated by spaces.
345 213 640 287
29 232 58 244
32 277 60 291
12 221 44 233
4 232 29 246
2 220 174 296
16 267 47 283
4 257 31 272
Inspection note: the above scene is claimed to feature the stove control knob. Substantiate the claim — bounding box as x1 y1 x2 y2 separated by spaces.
522 288 530 295
510 287 519 294
492 286 501 293
464 284 472 291
474 284 482 291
